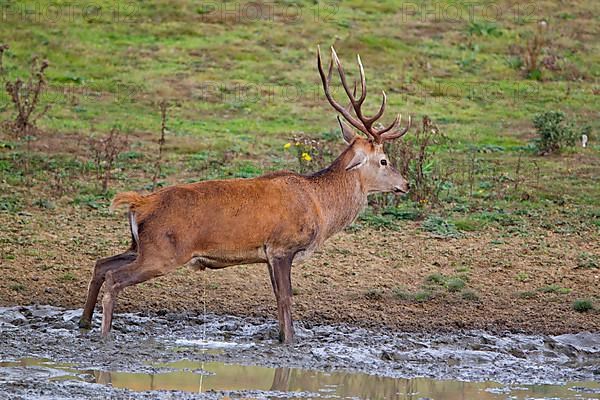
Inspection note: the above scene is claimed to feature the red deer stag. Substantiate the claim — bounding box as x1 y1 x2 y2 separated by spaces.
79 46 411 343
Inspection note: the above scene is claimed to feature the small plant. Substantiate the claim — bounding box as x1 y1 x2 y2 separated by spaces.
284 134 333 174
461 290 479 301
89 127 129 193
573 299 593 313
521 21 548 80
422 216 461 238
151 100 169 191
59 272 76 282
425 273 447 285
467 21 502 37
515 272 530 282
392 286 412 300
446 277 466 292
539 284 571 294
576 252 599 269
364 288 383 300
414 290 432 302
532 111 589 154
1 44 50 140
9 283 25 292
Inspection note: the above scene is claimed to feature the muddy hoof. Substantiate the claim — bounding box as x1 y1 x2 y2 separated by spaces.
78 318 92 329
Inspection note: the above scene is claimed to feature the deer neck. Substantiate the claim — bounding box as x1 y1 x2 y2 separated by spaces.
308 149 368 239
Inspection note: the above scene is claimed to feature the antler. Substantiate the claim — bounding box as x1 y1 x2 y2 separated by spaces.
317 45 411 143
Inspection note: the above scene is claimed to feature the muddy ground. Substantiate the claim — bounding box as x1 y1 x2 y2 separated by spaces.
0 207 599 335
0 305 599 399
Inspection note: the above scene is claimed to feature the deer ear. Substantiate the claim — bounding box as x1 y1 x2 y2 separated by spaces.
337 116 356 144
345 149 367 171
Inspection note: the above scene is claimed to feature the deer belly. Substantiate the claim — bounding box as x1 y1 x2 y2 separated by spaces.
187 248 266 270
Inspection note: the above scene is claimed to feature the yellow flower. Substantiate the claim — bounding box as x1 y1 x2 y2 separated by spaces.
283 142 291 149
301 152 312 162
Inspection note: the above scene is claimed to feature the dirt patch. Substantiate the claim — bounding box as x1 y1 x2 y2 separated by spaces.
0 205 598 335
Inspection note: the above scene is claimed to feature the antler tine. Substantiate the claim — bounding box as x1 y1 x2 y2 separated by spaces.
377 113 401 135
331 47 360 109
380 115 412 141
365 90 387 127
317 46 370 136
356 54 367 105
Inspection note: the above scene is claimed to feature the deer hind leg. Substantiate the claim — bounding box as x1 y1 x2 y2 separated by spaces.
267 253 295 344
79 250 137 329
100 255 173 338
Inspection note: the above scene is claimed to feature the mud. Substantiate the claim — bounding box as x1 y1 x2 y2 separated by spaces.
1 305 599 399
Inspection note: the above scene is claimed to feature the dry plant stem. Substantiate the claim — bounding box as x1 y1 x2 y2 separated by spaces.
151 100 168 191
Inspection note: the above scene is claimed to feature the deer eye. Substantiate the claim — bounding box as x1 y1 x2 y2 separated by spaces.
380 159 387 166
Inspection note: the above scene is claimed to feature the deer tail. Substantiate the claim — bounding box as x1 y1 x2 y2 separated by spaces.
110 191 144 211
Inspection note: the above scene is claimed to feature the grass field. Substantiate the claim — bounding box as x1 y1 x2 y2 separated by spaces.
0 0 598 332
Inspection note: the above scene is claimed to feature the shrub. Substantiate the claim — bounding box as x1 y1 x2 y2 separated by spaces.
0 44 50 140
532 111 589 154
573 299 593 312
372 116 448 209
446 278 466 292
88 127 129 193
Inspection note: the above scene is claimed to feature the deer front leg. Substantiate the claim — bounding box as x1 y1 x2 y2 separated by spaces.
267 254 295 344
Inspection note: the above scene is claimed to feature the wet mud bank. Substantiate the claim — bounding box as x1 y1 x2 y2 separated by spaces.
1 306 599 399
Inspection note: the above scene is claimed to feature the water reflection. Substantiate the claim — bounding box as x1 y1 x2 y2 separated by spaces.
1 358 599 399
92 360 600 400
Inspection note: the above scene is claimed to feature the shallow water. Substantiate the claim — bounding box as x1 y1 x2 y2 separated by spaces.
1 306 599 399
1 357 599 399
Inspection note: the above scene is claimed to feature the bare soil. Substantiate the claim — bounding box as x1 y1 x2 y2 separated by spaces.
1 205 598 335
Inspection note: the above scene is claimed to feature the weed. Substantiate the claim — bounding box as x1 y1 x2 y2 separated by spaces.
467 21 502 37
539 284 571 294
461 290 479 301
358 211 400 231
425 273 447 285
1 44 50 140
422 216 461 238
446 278 466 292
0 195 22 213
392 286 412 300
59 272 76 282
414 291 432 302
88 127 129 193
573 299 593 312
515 272 530 282
521 21 548 79
452 217 484 232
151 100 169 191
364 288 383 300
576 252 599 269
9 283 25 292
285 134 333 174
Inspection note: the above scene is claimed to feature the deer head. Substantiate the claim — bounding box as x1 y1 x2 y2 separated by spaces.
317 46 411 195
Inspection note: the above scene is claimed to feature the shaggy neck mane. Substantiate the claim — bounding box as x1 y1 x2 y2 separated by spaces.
307 145 368 239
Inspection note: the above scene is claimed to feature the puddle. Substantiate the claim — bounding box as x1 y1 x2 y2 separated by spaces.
1 306 599 399
1 357 599 399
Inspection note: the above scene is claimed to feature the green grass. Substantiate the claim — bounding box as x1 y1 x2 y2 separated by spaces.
0 0 598 236
573 299 594 313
